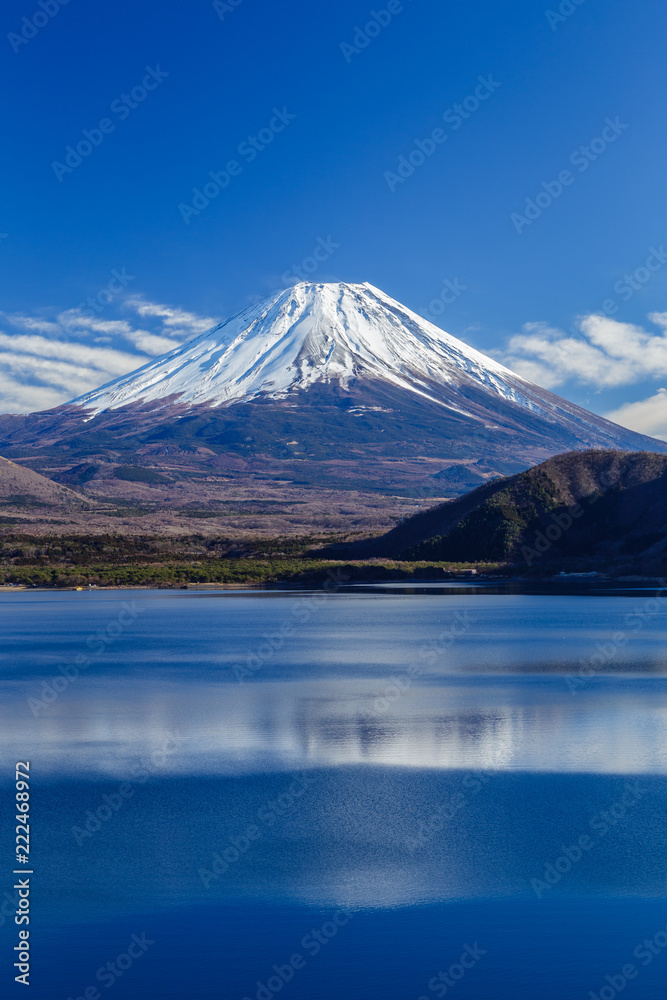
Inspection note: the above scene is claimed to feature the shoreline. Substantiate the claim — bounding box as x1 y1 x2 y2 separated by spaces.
1 574 664 593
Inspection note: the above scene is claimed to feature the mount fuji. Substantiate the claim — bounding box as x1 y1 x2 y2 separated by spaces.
71 281 561 416
1 281 665 499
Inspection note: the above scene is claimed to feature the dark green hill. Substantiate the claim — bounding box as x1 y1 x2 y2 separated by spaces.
336 450 667 574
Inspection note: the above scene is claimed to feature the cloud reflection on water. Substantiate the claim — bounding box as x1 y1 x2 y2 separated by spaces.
4 674 667 778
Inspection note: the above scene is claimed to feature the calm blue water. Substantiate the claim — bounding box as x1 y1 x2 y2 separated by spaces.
2 585 667 998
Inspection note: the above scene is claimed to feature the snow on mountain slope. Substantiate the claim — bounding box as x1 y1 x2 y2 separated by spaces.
69 282 546 417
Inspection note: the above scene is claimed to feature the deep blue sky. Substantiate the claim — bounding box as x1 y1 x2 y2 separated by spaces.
2 0 666 431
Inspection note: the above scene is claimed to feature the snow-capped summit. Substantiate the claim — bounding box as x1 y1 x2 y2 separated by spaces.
56 280 667 491
70 281 539 416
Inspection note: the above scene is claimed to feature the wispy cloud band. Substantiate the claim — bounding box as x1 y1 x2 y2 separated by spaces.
502 311 667 441
0 296 219 414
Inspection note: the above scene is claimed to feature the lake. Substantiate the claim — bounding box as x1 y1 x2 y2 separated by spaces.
1 583 667 999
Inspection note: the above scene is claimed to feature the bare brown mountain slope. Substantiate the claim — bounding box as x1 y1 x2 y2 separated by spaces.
0 455 95 510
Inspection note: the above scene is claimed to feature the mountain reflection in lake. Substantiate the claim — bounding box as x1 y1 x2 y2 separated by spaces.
2 586 666 999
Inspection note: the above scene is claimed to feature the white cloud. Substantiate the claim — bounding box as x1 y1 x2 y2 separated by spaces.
503 314 667 389
0 295 221 414
58 314 138 337
123 331 181 355
0 332 145 373
6 315 63 335
124 296 218 337
605 389 667 442
0 372 65 413
0 332 149 414
0 354 115 398
54 313 182 355
648 311 667 330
